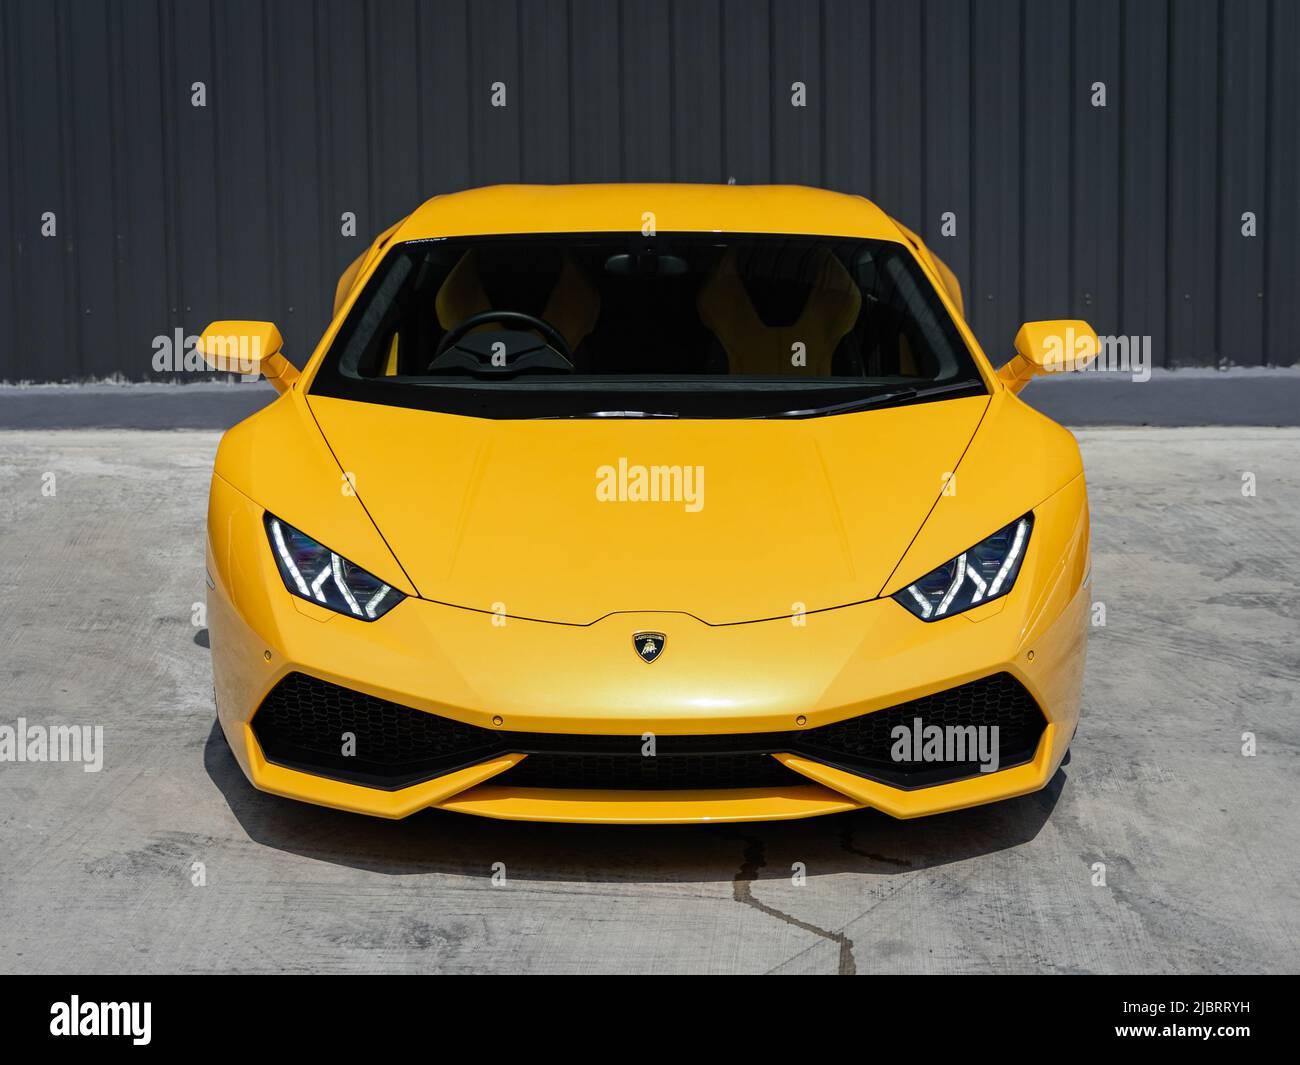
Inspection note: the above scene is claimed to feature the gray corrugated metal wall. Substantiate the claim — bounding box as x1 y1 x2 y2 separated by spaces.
1 0 1297 382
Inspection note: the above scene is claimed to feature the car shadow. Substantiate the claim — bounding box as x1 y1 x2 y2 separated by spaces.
203 720 1064 884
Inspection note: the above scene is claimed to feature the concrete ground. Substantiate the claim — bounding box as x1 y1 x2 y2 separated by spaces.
0 425 1296 974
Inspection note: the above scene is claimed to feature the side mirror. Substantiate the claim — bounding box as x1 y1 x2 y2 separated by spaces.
195 320 299 395
998 319 1099 394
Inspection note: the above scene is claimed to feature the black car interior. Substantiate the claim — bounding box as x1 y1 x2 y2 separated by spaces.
344 235 958 383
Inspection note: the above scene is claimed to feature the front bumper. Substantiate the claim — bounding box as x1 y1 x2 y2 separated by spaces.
207 472 1089 824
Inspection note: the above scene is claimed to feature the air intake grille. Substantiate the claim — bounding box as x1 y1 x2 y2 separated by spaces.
251 672 1046 791
251 672 502 789
798 671 1045 787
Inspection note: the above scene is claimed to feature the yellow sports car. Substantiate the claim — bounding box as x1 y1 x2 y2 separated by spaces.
200 184 1096 824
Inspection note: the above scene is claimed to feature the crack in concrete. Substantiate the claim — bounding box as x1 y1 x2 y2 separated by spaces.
839 821 913 867
732 834 856 975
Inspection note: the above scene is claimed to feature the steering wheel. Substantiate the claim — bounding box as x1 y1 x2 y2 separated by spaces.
432 309 574 366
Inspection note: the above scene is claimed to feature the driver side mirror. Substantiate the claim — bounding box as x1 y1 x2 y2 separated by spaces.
195 320 299 395
997 319 1099 394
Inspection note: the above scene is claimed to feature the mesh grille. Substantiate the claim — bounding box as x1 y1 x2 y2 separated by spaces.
251 671 1045 791
251 673 501 790
799 672 1045 787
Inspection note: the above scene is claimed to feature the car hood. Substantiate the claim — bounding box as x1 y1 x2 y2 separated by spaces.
307 394 989 625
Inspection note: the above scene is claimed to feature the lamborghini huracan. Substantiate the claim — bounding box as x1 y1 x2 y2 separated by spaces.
200 184 1096 824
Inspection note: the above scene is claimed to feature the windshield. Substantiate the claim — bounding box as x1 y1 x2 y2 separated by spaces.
310 232 986 419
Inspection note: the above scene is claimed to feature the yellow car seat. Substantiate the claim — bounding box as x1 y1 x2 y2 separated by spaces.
696 247 862 376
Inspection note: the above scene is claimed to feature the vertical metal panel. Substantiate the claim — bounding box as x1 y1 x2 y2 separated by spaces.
11 0 69 381
170 0 220 368
1166 0 1219 365
417 0 472 194
211 0 275 334
568 0 620 181
65 0 121 377
720 0 770 182
1118 0 1168 364
113 0 172 378
518 0 571 183
669 0 723 182
1072 0 1121 341
769 0 820 185
1217 0 1268 365
1264 0 1300 366
820 0 871 196
469 0 521 185
270 0 328 351
0 1 16 371
969 0 1022 353
870 1 923 225
619 0 673 182
322 0 372 258
918 0 971 293
0 0 1296 381
367 0 422 225
1020 0 1072 325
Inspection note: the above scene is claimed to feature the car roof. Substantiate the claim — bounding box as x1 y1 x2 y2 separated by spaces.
395 184 906 242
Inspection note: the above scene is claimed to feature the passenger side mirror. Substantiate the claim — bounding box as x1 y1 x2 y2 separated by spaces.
196 320 299 394
998 320 1098 394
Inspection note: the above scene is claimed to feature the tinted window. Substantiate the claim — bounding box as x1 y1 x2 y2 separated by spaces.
311 233 985 418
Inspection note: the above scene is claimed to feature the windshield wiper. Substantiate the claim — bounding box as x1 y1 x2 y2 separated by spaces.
539 409 681 420
525 381 983 420
767 387 917 418
770 380 984 419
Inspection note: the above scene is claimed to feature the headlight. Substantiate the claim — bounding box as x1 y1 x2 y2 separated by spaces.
893 514 1033 621
263 514 404 621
